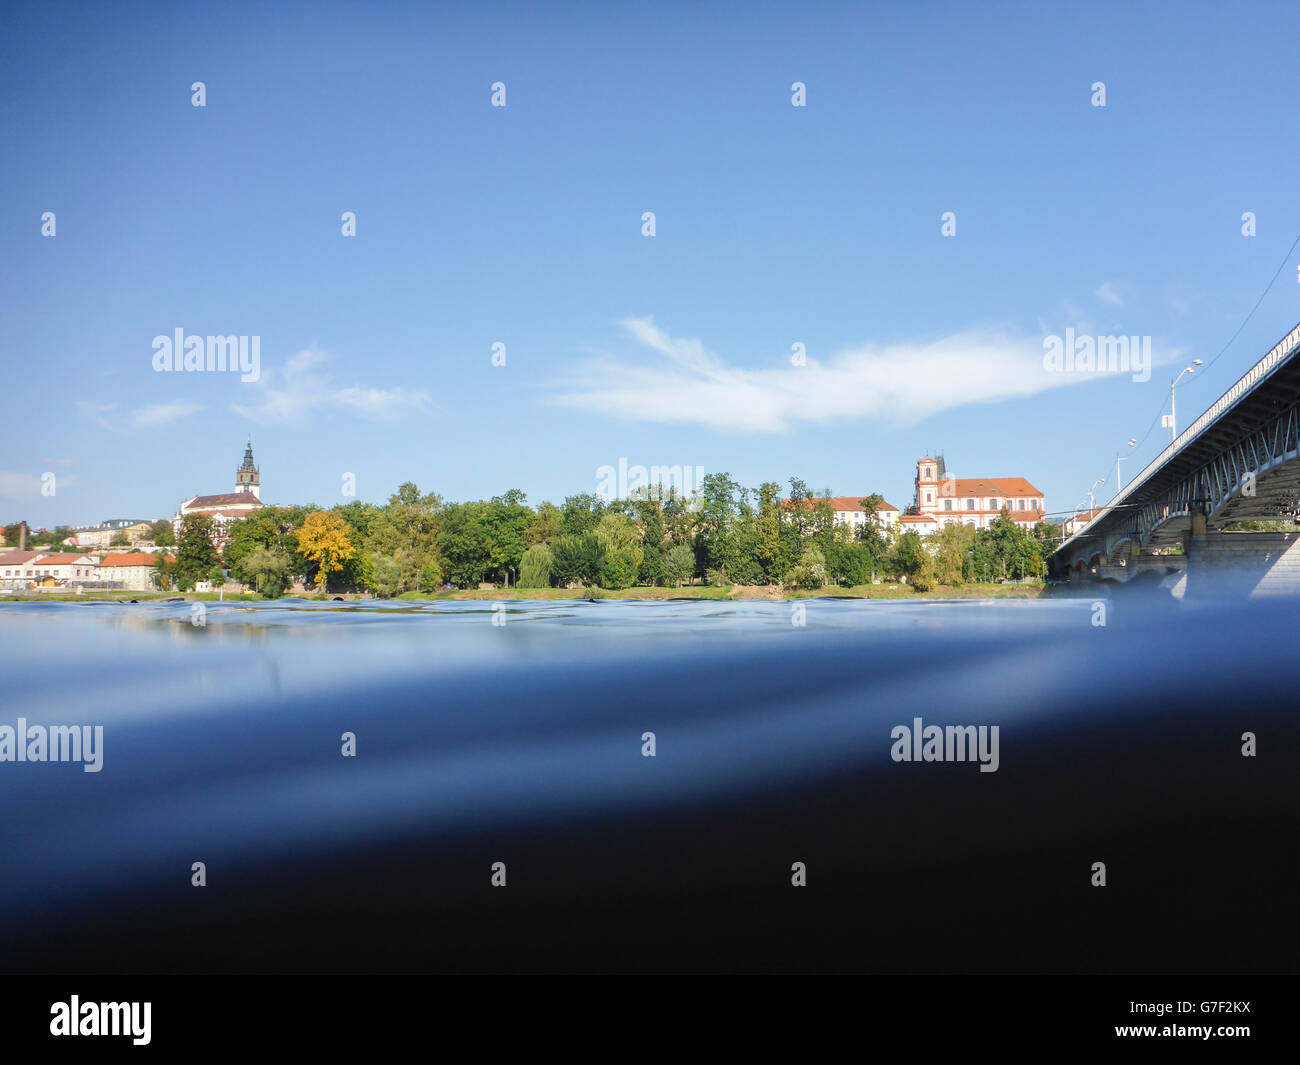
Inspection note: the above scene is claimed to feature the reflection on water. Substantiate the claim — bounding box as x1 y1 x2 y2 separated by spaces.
0 595 1295 973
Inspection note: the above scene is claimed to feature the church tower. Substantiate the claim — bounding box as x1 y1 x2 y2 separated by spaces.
235 440 261 499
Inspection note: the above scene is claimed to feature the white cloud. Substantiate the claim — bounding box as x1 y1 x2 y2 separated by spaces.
231 346 430 424
128 401 205 429
549 317 1135 434
76 400 204 432
1095 281 1126 307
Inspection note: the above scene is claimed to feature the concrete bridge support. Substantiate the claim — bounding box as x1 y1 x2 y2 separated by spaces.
1183 532 1300 598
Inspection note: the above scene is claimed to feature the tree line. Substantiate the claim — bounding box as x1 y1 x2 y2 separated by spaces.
154 475 1057 596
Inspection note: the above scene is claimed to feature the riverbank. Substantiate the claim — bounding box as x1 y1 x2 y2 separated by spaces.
0 582 1047 603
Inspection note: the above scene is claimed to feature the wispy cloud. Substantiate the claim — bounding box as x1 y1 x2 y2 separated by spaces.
231 346 430 424
1095 281 1126 307
549 317 1139 434
128 401 205 429
76 400 204 432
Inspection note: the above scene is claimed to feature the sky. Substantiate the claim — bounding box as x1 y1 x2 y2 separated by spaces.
2 0 1299 528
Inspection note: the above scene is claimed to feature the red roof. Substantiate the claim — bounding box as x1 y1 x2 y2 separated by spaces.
184 493 265 508
824 496 899 513
784 496 899 513
32 555 94 566
100 553 167 567
0 550 44 565
939 477 1042 498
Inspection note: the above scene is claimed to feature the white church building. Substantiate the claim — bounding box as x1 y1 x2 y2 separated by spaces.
174 441 268 547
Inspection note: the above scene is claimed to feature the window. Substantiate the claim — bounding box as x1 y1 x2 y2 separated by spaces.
990 497 998 510
925 491 932 503
943 499 952 511
965 499 975 510
1017 499 1025 510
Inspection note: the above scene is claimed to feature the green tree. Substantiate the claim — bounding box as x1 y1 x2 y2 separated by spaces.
174 514 220 590
662 544 695 587
784 546 828 589
891 530 925 583
594 512 642 589
243 544 291 597
148 519 175 546
551 532 603 588
971 513 1046 582
418 557 444 593
518 542 554 588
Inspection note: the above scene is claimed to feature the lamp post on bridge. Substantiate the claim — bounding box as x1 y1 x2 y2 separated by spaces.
1116 438 1137 495
1165 360 1204 440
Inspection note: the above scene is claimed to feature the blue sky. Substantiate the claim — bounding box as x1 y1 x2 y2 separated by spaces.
2 0 1298 527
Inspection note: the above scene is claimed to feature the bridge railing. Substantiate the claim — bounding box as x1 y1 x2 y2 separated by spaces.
1057 321 1300 553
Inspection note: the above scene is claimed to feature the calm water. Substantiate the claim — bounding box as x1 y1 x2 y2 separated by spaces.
1 596 1295 973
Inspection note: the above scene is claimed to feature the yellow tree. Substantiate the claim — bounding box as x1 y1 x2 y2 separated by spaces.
295 510 357 591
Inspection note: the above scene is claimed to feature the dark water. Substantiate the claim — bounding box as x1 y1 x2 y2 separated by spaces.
0 596 1295 973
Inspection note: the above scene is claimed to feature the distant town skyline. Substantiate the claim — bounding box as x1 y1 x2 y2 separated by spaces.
3 2 1298 527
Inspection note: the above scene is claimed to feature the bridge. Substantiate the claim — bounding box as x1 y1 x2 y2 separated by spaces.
1052 320 1300 595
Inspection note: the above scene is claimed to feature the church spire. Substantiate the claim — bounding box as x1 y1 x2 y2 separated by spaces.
236 440 260 499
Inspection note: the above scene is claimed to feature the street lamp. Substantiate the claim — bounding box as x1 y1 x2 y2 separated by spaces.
1089 477 1105 512
1116 438 1136 495
1165 360 1204 440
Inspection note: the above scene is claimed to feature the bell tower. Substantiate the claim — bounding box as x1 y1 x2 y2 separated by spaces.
235 440 260 499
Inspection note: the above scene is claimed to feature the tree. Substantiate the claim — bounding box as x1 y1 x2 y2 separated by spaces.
662 544 695 587
916 523 976 590
784 546 828 589
243 545 291 597
151 554 173 591
891 530 925 583
110 531 130 547
525 502 562 547
207 566 227 587
551 533 603 588
418 558 443 593
595 512 642 589
148 520 174 546
519 543 553 588
560 494 606 538
174 514 220 590
971 513 1046 582
756 482 783 584
295 510 357 591
367 553 404 597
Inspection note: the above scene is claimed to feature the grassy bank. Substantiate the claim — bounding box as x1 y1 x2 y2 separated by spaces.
2 582 1046 604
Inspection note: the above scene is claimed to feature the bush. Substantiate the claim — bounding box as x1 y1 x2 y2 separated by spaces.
784 547 828 589
418 558 443 593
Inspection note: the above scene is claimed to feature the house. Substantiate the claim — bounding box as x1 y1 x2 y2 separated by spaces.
1062 508 1105 537
782 495 899 533
0 550 46 589
99 552 169 591
823 497 900 531
67 520 154 549
27 554 99 587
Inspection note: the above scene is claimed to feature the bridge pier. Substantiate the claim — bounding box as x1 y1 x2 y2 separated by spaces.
1184 532 1300 597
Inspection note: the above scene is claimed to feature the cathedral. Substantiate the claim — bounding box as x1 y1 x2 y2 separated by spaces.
174 441 268 546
